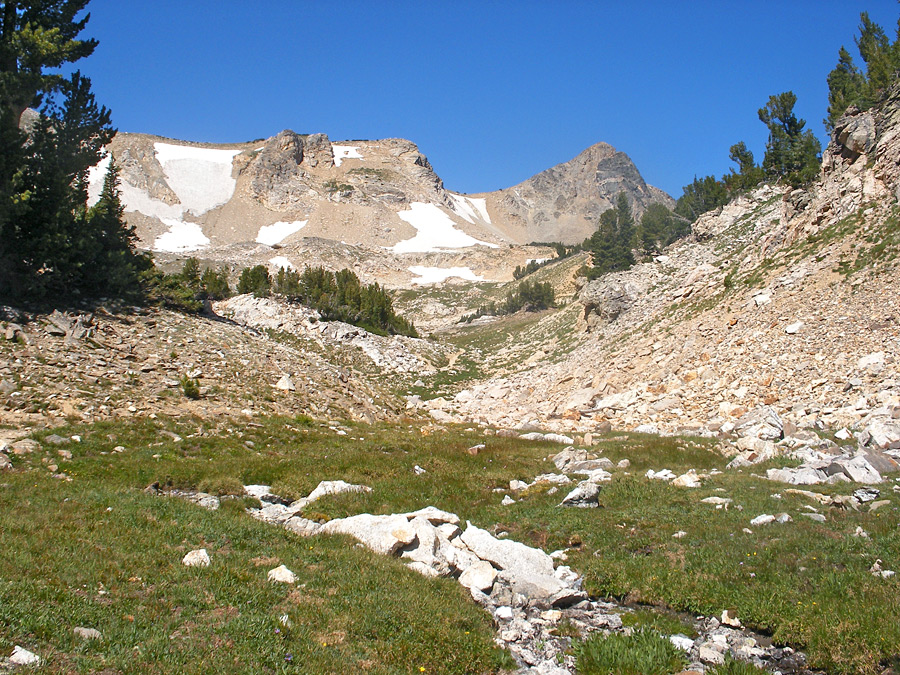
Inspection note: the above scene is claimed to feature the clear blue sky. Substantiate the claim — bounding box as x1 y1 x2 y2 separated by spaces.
80 0 898 199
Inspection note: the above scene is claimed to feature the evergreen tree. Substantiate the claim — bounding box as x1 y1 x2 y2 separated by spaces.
758 91 821 187
723 141 765 194
674 175 728 223
825 46 869 130
181 257 201 290
639 203 689 254
825 13 900 130
199 268 231 300
585 193 638 278
83 159 150 296
0 2 139 301
237 265 271 297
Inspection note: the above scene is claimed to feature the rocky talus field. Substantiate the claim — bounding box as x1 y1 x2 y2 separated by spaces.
1 93 900 674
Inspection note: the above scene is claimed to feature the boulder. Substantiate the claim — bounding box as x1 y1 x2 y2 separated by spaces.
672 470 701 488
837 112 877 157
10 646 41 666
458 560 498 592
284 516 322 536
304 480 372 504
182 549 210 567
402 505 460 526
399 516 451 576
267 564 297 584
73 627 102 640
559 481 601 508
460 523 555 578
551 448 593 472
733 406 783 441
320 513 416 556
275 375 295 391
9 438 41 455
859 420 900 451
580 280 642 325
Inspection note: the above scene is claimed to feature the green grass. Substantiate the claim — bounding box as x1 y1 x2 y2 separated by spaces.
574 628 688 675
620 608 697 638
1 418 899 673
709 656 772 674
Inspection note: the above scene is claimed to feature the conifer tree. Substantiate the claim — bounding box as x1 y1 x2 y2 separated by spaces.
0 2 142 301
758 91 821 187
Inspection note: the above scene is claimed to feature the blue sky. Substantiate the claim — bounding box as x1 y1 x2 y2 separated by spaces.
81 1 898 198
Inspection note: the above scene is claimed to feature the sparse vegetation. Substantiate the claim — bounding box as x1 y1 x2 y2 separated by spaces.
323 179 354 194
460 279 555 323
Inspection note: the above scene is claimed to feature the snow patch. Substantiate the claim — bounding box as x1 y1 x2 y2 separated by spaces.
255 220 308 246
153 143 241 215
268 256 295 270
409 266 485 285
333 145 362 167
392 202 498 253
86 153 111 208
448 193 492 224
153 219 210 253
469 197 491 223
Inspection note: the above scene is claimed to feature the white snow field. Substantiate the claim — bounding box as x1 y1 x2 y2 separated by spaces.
268 256 295 270
448 193 492 224
392 202 498 254
88 142 243 253
332 145 363 166
408 266 485 285
255 220 308 246
154 143 242 216
153 219 210 253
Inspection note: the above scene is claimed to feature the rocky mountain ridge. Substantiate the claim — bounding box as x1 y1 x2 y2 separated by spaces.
90 130 671 288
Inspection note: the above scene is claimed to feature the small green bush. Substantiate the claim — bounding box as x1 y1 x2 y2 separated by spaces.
621 609 698 638
709 656 770 675
197 476 245 496
179 375 200 400
575 628 688 675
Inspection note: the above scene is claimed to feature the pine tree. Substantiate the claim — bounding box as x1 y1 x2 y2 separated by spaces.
759 91 821 187
723 142 765 194
825 13 900 130
825 47 868 131
674 175 728 223
84 159 150 296
0 3 127 301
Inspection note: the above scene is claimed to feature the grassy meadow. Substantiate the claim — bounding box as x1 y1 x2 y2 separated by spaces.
0 416 898 673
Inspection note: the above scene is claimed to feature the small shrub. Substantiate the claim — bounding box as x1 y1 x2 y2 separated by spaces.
294 414 316 428
621 609 697 638
180 375 200 400
575 628 688 675
708 656 771 675
197 476 245 496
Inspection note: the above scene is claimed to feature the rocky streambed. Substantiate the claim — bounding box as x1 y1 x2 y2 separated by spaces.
156 478 822 675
